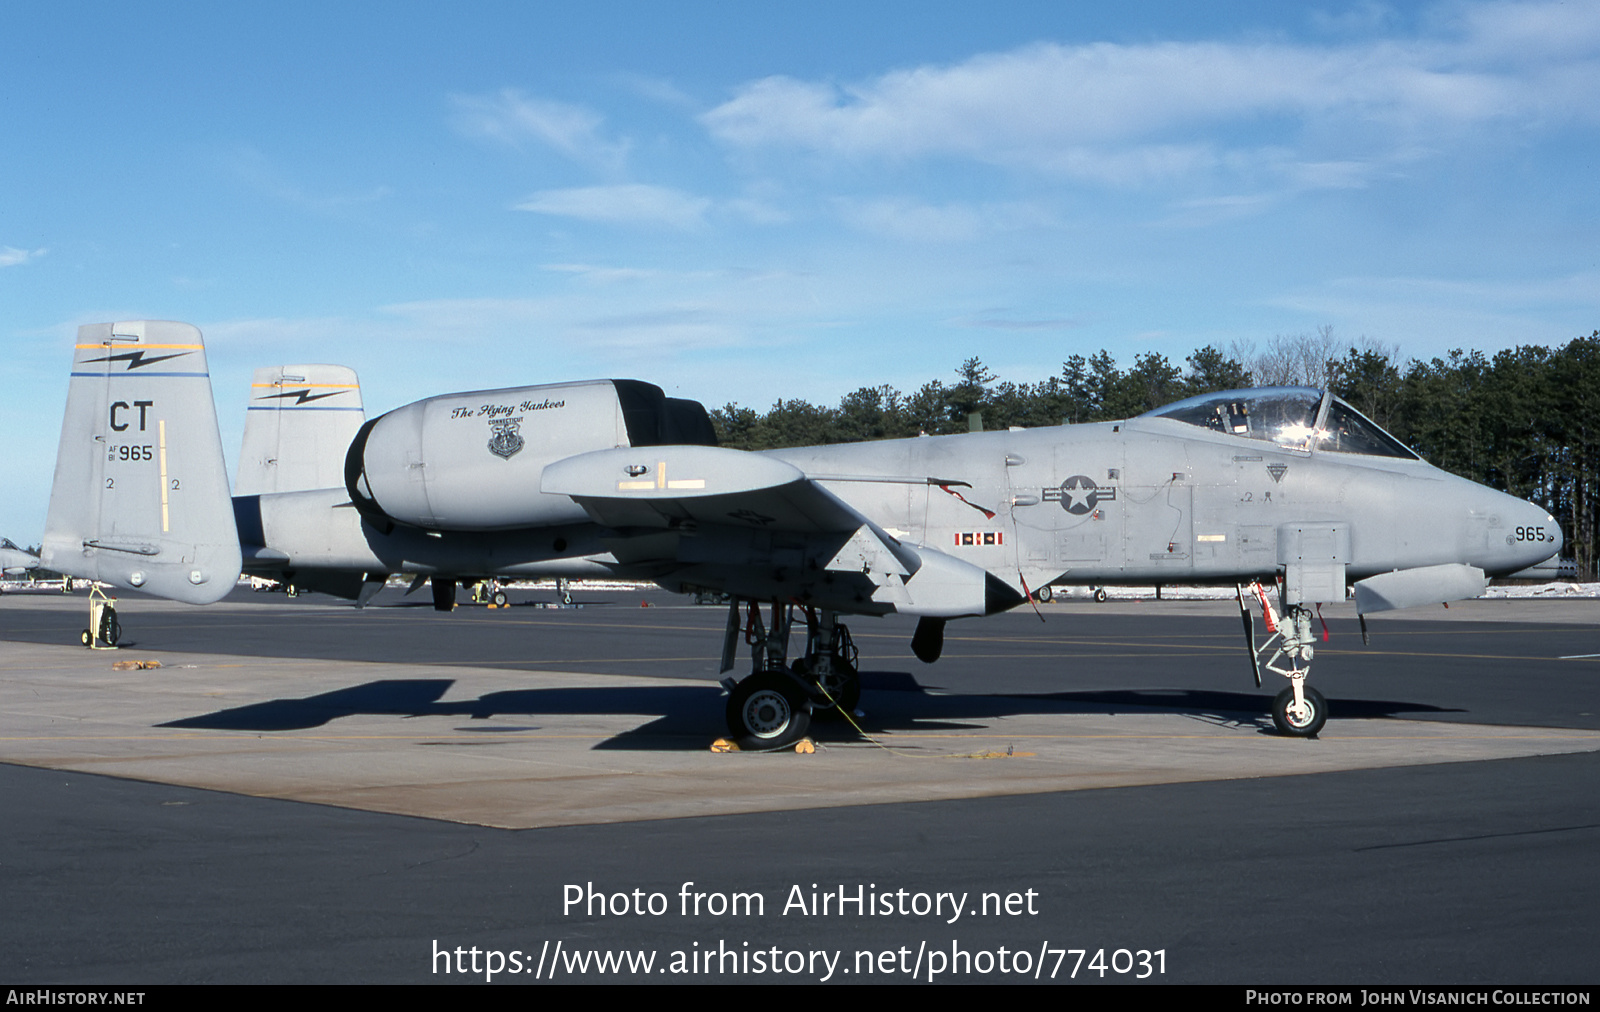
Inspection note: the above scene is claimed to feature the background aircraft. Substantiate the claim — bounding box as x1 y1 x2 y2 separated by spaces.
0 539 39 576
43 322 1562 746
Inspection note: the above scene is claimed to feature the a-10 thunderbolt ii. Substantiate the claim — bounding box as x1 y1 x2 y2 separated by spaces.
42 321 1563 747
0 539 40 576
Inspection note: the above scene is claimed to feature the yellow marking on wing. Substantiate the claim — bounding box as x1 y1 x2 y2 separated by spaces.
657 460 667 489
75 343 205 349
666 479 706 489
617 480 655 491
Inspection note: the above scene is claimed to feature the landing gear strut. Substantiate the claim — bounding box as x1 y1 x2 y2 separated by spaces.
792 608 860 720
720 600 814 749
1239 583 1328 738
719 601 866 747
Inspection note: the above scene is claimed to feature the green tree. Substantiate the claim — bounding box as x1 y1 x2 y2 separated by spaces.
1184 346 1252 396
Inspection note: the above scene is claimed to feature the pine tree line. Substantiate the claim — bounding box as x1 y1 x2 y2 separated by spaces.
710 331 1600 578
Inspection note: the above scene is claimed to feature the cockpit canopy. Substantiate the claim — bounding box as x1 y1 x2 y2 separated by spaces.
1140 387 1418 459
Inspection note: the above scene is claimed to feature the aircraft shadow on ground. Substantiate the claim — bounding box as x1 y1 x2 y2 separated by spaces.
158 672 1462 747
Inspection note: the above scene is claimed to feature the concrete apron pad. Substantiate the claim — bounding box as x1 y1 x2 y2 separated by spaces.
2 641 1597 830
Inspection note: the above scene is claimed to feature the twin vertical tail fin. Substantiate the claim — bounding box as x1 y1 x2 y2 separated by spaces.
41 321 241 604
234 365 365 496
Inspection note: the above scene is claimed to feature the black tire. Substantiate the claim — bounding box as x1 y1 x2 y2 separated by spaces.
97 608 120 647
1272 685 1327 737
1093 588 1108 603
491 590 508 607
726 670 812 749
81 629 92 647
1036 585 1053 603
793 655 861 721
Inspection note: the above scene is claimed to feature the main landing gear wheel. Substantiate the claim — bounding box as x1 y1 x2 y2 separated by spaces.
1272 685 1327 737
1093 588 1108 603
793 655 860 721
726 670 812 750
491 590 509 607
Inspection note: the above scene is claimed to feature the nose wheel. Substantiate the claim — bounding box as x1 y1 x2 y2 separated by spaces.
1271 683 1327 737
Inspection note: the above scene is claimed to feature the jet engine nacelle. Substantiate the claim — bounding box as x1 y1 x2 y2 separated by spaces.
345 378 717 531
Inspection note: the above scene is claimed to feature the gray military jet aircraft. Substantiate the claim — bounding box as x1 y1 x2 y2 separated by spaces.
43 321 1563 746
0 539 40 576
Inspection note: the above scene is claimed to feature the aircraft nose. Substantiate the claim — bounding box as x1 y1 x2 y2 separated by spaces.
1511 498 1562 566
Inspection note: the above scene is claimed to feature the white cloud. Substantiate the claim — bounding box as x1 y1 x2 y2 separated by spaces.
838 198 986 242
451 89 629 172
223 147 393 211
515 184 712 229
610 72 698 109
835 197 1058 242
956 311 1085 331
701 6 1600 184
0 246 45 267
1264 269 1600 350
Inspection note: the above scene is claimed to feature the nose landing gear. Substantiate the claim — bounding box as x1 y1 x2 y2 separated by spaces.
1239 582 1329 738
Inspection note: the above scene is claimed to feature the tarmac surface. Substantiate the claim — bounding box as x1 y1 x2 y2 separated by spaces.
2 584 1598 984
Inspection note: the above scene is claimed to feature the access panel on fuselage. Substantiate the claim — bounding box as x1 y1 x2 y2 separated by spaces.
1118 433 1194 580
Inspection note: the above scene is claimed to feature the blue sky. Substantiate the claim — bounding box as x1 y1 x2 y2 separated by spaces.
4 1 1599 540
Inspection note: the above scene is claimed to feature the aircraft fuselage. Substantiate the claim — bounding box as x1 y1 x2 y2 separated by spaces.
242 414 1560 608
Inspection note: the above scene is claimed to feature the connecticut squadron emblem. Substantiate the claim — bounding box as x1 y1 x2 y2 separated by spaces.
487 416 525 459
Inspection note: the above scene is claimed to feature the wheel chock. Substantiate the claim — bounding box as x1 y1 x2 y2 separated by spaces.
111 659 163 671
710 737 816 754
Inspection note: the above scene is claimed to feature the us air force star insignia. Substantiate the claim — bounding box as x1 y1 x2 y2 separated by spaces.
1043 474 1116 515
1266 463 1288 483
487 416 525 459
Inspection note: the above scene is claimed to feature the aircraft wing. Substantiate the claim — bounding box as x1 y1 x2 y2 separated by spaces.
543 444 892 536
543 446 1005 618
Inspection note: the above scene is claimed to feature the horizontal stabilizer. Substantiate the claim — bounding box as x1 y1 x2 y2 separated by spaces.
1353 563 1488 615
42 321 241 604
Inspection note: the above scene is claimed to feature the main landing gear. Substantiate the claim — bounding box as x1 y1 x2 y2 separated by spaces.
720 601 862 750
1238 582 1328 738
